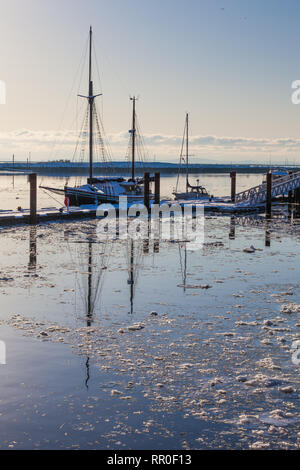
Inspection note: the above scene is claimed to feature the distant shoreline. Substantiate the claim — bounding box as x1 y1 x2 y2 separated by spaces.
0 161 299 176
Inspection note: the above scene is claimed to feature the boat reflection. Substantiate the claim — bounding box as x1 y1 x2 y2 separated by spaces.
28 226 37 271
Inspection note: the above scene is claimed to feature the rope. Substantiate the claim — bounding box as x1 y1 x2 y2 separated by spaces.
41 188 64 207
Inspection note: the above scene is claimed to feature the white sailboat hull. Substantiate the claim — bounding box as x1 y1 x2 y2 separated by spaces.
173 191 210 201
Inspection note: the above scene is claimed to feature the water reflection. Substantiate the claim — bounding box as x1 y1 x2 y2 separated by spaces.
28 227 37 271
230 215 272 247
126 238 155 315
178 243 187 292
66 231 110 389
229 217 235 240
265 221 271 247
26 210 300 388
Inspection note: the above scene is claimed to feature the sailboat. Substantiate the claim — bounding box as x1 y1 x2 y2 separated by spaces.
173 113 210 201
41 27 151 206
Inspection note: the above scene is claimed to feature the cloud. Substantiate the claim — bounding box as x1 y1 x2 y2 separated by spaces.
0 129 300 162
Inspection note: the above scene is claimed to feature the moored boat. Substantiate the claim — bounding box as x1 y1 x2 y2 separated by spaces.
41 27 152 206
173 113 211 201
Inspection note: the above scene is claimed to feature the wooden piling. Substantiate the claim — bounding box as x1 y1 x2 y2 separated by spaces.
266 172 272 217
288 190 293 204
154 172 160 205
29 173 37 224
144 172 150 211
294 188 300 203
230 171 236 202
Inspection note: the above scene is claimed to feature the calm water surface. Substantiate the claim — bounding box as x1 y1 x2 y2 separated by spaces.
0 174 300 449
0 173 264 210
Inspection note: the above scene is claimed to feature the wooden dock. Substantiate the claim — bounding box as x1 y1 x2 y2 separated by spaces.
0 200 263 228
0 206 98 226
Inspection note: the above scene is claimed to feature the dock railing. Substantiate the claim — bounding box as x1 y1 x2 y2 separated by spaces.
235 170 300 206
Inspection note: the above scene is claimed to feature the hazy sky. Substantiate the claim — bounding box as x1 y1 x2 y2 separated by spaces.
1 0 300 163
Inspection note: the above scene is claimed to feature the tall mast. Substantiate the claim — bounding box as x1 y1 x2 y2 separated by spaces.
186 113 189 192
78 27 102 183
130 96 137 180
89 26 94 181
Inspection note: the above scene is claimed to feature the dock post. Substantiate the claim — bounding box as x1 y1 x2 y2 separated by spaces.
294 188 300 203
154 172 160 205
144 172 150 212
295 188 300 217
266 171 272 218
29 173 37 224
230 171 236 202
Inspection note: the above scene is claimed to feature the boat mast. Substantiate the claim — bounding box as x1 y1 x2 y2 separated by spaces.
78 27 102 183
186 113 189 193
88 26 94 181
130 96 137 180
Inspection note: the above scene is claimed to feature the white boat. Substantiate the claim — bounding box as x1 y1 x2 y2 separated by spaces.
173 113 211 201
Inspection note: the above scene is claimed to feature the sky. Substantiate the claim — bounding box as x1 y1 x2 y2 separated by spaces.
1 0 300 163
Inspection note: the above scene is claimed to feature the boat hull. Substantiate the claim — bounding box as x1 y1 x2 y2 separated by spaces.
173 191 210 201
66 187 152 206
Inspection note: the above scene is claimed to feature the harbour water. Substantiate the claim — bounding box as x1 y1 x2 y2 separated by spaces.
0 173 300 449
0 173 263 210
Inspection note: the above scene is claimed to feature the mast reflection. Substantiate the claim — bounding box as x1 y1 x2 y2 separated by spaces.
28 226 37 272
68 229 110 390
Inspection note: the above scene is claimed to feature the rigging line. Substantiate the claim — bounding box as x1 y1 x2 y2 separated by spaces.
94 102 107 162
175 120 187 193
71 104 89 163
92 30 130 97
50 98 87 168
135 119 148 165
40 188 64 207
94 101 114 169
92 37 104 119
77 34 90 95
48 33 89 163
135 112 151 166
